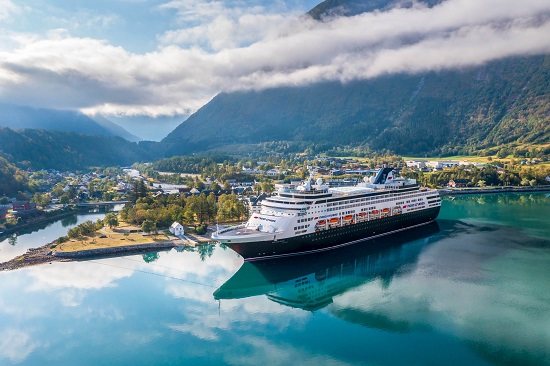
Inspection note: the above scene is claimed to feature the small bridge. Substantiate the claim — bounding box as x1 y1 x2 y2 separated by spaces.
74 201 130 209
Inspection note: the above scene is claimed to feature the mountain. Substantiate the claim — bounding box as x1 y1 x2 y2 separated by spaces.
163 0 550 157
89 115 141 142
308 0 441 20
164 55 550 156
0 128 158 171
0 103 140 142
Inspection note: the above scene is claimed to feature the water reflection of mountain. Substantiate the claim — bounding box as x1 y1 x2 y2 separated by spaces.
214 221 442 311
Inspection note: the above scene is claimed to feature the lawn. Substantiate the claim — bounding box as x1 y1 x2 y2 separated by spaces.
54 229 171 253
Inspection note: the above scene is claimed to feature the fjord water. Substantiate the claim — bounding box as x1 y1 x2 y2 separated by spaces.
0 194 549 365
0 205 124 263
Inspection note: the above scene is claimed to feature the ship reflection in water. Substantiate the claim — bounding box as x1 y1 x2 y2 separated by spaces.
214 221 440 311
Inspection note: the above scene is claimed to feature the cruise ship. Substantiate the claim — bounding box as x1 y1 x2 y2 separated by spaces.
212 168 441 260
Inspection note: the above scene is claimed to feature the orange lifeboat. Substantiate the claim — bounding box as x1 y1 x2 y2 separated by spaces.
382 208 390 213
317 220 326 226
329 218 339 224
372 210 379 215
343 215 353 221
358 212 366 217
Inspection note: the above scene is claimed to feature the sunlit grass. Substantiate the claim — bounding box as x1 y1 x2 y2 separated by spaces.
55 230 170 253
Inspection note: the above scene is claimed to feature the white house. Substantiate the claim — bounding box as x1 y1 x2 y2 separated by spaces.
169 222 185 236
427 160 460 169
405 160 427 169
265 169 281 177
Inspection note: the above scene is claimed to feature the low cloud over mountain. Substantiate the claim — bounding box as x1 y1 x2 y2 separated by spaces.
0 0 548 117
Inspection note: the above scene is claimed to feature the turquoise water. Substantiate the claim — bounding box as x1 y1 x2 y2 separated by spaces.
0 194 548 365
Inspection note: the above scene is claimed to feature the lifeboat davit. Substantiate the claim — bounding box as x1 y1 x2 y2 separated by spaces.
329 218 339 224
343 215 353 221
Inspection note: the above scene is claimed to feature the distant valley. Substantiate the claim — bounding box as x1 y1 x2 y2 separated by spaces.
0 103 140 142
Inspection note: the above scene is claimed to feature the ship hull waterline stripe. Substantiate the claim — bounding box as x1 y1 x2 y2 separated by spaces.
243 219 437 262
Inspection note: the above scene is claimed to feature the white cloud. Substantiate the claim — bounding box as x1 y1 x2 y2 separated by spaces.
0 0 18 21
0 328 40 363
0 0 549 116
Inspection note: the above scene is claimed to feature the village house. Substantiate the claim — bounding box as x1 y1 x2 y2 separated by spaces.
169 222 185 236
12 201 37 212
428 160 460 170
242 167 261 175
264 168 282 177
405 160 427 169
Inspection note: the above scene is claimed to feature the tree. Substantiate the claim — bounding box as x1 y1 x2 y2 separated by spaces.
59 193 70 204
67 227 81 239
102 191 115 201
260 180 275 194
15 191 29 201
33 193 50 207
141 220 155 235
104 212 118 229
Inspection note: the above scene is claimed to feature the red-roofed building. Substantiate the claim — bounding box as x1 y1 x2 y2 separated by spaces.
12 201 36 212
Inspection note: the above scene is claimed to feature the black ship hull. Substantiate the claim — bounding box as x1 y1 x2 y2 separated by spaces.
226 206 441 261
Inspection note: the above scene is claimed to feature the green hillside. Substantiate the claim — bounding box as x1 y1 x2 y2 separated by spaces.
0 128 158 171
0 157 30 197
163 55 550 156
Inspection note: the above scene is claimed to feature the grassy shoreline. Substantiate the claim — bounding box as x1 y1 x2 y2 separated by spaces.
438 185 550 196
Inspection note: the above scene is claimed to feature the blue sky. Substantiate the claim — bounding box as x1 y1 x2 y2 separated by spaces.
3 1 320 53
1 0 549 140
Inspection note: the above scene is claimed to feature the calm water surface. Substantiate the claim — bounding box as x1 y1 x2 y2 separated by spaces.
0 194 548 365
0 205 124 263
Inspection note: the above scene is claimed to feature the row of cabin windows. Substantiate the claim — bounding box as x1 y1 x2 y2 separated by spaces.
326 195 428 212
325 192 428 207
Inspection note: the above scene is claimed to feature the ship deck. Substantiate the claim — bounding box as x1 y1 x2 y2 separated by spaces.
213 226 275 242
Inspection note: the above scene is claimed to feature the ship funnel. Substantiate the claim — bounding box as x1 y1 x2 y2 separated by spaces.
373 168 394 184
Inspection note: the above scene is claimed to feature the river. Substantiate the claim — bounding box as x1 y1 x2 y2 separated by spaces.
0 194 548 365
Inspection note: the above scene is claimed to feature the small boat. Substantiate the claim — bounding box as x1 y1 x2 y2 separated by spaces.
358 212 366 217
343 215 353 221
329 218 339 224
372 210 379 215
317 220 326 225
382 208 390 213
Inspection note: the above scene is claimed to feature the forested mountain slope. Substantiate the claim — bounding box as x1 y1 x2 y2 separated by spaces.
0 128 156 171
163 55 550 156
